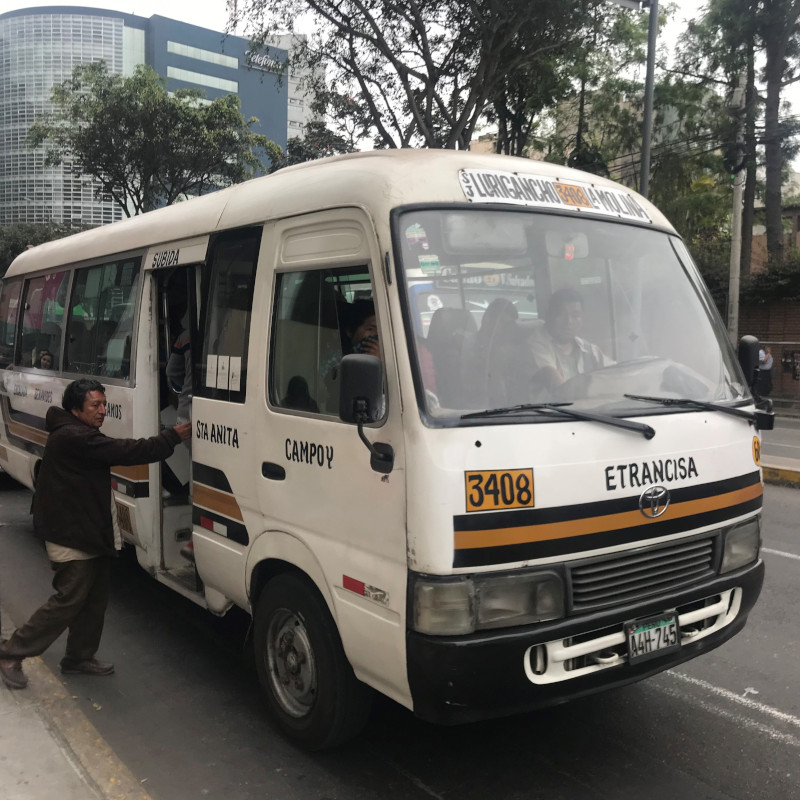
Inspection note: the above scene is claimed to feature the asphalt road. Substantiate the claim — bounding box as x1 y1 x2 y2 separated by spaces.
0 474 798 800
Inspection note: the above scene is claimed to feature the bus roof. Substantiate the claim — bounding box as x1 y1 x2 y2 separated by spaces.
5 150 676 276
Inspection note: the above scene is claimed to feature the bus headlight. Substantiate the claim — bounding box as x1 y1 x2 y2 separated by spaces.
412 571 565 635
720 518 761 574
476 572 563 629
414 579 475 635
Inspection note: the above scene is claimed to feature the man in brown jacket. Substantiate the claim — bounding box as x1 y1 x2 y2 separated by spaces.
0 378 191 689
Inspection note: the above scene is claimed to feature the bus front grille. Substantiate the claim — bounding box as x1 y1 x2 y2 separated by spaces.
567 535 718 612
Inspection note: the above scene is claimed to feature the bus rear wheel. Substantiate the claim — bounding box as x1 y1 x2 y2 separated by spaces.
254 572 372 750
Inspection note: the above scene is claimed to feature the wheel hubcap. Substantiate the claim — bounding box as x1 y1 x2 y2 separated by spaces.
266 609 317 718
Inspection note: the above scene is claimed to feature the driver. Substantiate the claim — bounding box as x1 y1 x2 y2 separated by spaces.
528 287 612 394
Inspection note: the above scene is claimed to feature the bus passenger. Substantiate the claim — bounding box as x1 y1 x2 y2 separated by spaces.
34 349 53 370
346 299 381 357
166 319 192 424
324 299 382 384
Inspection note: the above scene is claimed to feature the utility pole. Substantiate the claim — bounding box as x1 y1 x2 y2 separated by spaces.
639 0 658 198
605 0 659 198
727 75 747 345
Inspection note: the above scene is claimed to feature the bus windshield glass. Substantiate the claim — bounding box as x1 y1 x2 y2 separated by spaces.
396 208 746 422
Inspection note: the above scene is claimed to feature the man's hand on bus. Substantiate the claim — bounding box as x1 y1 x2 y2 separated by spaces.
173 422 192 440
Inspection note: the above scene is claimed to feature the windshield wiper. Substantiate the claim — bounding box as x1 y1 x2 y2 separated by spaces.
624 393 759 424
461 403 655 439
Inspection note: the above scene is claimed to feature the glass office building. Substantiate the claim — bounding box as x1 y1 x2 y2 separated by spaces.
0 7 296 226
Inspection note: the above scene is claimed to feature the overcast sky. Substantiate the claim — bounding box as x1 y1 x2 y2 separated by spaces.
1 1 698 41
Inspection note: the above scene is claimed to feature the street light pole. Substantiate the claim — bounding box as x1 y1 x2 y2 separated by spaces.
640 0 659 198
727 75 747 345
604 0 659 198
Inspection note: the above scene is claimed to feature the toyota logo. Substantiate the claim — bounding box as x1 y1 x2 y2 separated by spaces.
639 485 670 518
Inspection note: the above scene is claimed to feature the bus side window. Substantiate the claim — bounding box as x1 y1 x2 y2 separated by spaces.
66 259 139 379
269 266 377 417
0 278 22 369
19 272 68 370
270 270 343 416
198 228 262 403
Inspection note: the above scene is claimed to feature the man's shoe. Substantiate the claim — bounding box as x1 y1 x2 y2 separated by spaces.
59 658 115 676
0 658 28 689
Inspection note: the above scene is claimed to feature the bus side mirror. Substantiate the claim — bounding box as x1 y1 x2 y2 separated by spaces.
339 354 383 423
737 335 759 391
738 335 774 426
339 354 394 474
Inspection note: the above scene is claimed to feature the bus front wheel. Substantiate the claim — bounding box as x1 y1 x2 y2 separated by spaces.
254 572 372 750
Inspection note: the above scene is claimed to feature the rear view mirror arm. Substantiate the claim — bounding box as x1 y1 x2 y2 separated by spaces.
353 399 394 474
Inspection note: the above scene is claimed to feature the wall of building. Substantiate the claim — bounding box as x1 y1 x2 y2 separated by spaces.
0 6 299 228
145 15 287 148
739 303 800 401
0 7 137 226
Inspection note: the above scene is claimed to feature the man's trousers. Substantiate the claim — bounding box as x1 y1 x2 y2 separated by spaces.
0 557 111 662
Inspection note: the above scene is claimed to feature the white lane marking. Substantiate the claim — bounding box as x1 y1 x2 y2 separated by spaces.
660 671 800 747
763 547 800 561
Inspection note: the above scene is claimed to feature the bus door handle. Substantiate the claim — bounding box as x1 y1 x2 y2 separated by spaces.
262 462 286 481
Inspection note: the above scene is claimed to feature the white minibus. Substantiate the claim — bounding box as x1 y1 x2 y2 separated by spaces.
0 150 772 749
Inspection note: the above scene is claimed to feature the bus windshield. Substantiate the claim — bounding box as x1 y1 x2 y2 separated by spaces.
396 208 747 422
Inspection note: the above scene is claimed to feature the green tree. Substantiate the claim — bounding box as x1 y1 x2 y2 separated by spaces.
534 67 734 243
679 0 800 265
758 0 800 264
0 222 75 277
29 62 282 217
269 121 356 172
233 0 605 150
679 0 763 274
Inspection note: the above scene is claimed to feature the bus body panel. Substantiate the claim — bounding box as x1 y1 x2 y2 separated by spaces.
404 412 762 574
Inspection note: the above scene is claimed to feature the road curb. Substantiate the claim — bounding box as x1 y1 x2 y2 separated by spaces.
8 654 153 800
761 465 800 488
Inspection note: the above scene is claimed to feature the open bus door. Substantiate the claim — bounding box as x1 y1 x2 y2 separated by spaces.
155 265 200 596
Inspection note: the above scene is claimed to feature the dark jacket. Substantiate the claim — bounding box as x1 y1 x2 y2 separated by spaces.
32 406 181 556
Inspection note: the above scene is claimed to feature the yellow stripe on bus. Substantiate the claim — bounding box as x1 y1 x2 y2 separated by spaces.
6 418 48 446
111 464 149 481
454 482 763 550
193 482 244 522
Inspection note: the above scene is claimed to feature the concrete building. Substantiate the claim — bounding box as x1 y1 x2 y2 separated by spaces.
0 6 312 226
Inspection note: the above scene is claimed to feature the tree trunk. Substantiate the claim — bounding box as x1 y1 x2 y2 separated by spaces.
576 74 586 154
763 17 790 265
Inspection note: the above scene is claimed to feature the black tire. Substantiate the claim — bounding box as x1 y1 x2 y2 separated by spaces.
253 572 373 750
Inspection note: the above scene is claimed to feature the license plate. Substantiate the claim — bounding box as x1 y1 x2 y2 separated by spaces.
625 612 680 665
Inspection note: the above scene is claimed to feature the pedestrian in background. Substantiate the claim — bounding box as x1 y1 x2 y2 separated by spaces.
757 345 774 397
0 378 191 689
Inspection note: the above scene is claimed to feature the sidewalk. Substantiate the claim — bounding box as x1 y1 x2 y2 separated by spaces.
761 455 800 487
0 609 152 800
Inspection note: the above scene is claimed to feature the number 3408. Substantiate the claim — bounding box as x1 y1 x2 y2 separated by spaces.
464 469 534 512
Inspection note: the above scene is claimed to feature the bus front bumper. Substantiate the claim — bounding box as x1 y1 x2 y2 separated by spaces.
406 559 764 725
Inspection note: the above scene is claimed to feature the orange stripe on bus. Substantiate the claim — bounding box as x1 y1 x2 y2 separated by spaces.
454 482 762 550
193 482 244 522
111 464 149 481
6 419 48 446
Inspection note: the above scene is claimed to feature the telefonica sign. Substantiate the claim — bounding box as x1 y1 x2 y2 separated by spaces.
245 50 286 74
